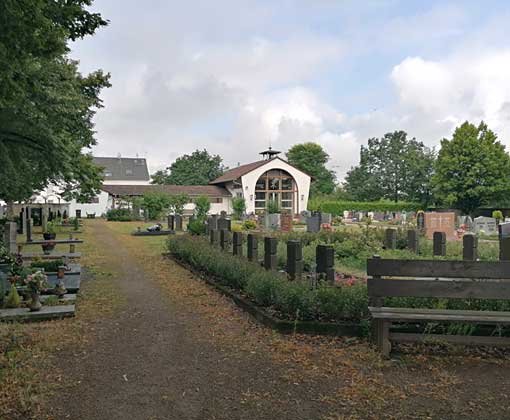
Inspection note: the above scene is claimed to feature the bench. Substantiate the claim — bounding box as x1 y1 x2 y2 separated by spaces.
367 257 510 357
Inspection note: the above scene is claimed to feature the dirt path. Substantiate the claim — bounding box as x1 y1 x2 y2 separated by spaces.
49 221 332 420
47 221 510 420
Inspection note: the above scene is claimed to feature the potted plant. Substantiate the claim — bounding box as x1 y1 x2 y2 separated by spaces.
24 271 48 311
43 221 57 240
41 241 56 254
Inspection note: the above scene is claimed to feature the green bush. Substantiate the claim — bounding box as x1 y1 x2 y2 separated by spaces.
166 235 368 322
188 219 206 235
241 220 257 230
106 208 136 221
4 285 21 308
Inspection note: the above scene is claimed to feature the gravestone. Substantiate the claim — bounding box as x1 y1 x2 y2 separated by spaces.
373 212 385 222
218 217 231 231
474 216 498 235
26 218 33 242
280 213 293 232
247 234 258 262
3 222 17 254
320 213 332 225
433 232 446 256
300 211 311 223
316 244 334 283
499 222 510 261
424 212 456 240
306 213 321 233
18 209 24 234
463 233 478 261
264 214 280 230
167 215 175 230
207 215 218 233
385 228 397 250
264 237 277 270
407 229 419 254
286 240 303 281
175 215 183 231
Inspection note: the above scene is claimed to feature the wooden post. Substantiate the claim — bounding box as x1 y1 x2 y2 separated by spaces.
385 228 397 250
463 233 478 261
369 255 391 357
247 234 258 262
286 240 303 281
407 229 419 254
264 237 277 271
316 244 335 282
433 231 446 256
233 232 243 256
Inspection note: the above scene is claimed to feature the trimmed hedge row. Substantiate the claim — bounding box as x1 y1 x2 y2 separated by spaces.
166 235 369 323
308 199 422 214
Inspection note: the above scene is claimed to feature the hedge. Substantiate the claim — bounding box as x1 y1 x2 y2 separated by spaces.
166 235 369 322
307 199 422 215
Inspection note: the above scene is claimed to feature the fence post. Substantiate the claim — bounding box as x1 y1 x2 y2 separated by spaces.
264 237 277 270
316 244 335 283
463 233 478 261
210 229 220 247
385 228 396 250
233 232 243 256
286 240 303 281
407 229 419 254
433 231 446 256
247 234 258 263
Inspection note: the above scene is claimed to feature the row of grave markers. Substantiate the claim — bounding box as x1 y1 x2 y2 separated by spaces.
384 227 510 261
208 228 335 282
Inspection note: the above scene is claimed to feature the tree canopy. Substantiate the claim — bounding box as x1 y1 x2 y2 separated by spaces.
151 150 224 185
286 142 336 195
432 121 510 214
344 131 435 204
0 0 110 203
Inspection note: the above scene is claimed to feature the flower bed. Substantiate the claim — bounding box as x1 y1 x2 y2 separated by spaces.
166 235 369 324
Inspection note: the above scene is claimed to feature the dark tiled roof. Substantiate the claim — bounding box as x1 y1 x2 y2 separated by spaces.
209 160 268 184
93 157 150 181
101 184 231 197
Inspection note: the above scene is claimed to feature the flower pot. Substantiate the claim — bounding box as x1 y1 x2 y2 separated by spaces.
43 233 56 240
29 291 42 312
41 243 56 254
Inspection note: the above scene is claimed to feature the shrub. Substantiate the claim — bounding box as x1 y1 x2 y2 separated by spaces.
492 210 503 222
188 219 206 235
4 285 21 308
232 197 246 220
106 208 135 221
142 191 171 220
166 235 369 322
242 220 257 230
194 195 210 219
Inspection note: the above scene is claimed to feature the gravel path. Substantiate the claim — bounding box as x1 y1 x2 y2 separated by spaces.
49 222 328 420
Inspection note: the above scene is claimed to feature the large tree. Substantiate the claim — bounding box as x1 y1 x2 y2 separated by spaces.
286 142 336 195
344 131 435 203
432 121 510 214
0 0 110 204
151 149 224 185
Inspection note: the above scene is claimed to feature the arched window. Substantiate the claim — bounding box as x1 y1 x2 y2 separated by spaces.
254 169 297 213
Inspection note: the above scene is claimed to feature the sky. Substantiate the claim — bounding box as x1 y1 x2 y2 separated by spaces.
72 0 510 180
